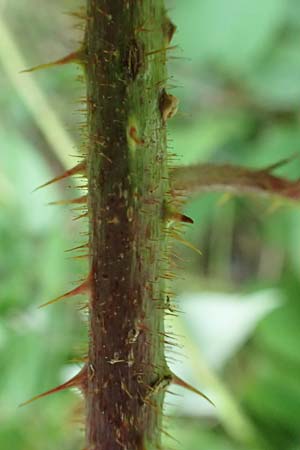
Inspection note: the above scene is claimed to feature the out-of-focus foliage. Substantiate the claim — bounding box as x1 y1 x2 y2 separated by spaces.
1 0 300 449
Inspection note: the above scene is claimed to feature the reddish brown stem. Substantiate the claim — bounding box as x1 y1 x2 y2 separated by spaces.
85 2 171 450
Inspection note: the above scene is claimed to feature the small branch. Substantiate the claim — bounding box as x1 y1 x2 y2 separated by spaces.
171 160 300 201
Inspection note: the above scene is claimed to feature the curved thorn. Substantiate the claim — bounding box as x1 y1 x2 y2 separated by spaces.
65 243 89 253
48 195 87 206
171 373 215 407
33 160 86 192
73 212 88 221
261 153 298 173
39 275 91 308
21 49 85 74
19 365 87 407
167 211 194 224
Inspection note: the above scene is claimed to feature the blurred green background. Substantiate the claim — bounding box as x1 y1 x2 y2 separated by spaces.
2 0 300 449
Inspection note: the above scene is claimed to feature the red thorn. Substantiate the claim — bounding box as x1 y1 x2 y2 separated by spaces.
73 212 88 221
261 154 298 173
19 365 87 407
171 373 215 407
65 243 89 253
180 214 194 224
164 18 177 44
48 195 87 206
169 211 194 224
21 49 85 73
129 127 145 145
33 161 86 192
39 274 91 308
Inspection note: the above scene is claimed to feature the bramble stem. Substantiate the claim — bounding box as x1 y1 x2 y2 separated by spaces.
85 2 172 449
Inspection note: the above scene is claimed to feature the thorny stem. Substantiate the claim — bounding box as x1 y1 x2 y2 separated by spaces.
20 1 300 449
85 2 173 449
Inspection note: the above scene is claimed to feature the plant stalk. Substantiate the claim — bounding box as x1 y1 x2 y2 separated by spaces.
85 2 172 449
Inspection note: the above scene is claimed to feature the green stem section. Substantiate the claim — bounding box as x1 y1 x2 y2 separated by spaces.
85 2 171 449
